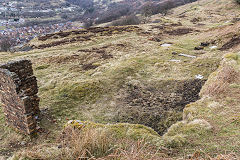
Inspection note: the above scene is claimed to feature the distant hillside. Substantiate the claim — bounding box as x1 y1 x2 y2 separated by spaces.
0 0 199 25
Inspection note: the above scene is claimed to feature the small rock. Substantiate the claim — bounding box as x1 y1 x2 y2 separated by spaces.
20 141 26 146
179 53 196 58
195 74 204 79
194 46 204 50
58 145 62 149
210 46 217 49
169 59 181 62
200 42 210 47
149 37 161 42
161 43 172 47
172 52 178 55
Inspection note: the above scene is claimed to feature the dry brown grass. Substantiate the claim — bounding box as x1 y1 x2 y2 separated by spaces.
201 65 239 97
61 127 169 160
182 151 239 160
17 127 168 160
61 127 115 159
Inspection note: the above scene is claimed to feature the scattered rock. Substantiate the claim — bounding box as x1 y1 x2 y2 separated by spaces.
149 36 161 42
191 17 201 23
194 46 204 50
20 141 26 146
210 46 218 49
232 17 240 23
161 43 172 47
169 59 181 62
178 53 196 58
200 42 210 47
194 42 210 50
195 74 204 79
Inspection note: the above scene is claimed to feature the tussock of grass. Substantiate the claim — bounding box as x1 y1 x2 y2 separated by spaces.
13 122 167 160
200 63 239 97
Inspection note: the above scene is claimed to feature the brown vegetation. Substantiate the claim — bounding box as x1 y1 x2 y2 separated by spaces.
34 26 141 49
17 126 167 160
220 35 240 50
201 65 239 97
165 28 194 36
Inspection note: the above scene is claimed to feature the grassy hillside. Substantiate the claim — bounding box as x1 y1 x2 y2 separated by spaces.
0 0 240 159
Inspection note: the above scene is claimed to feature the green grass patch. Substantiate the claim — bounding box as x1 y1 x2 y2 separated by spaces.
35 64 50 70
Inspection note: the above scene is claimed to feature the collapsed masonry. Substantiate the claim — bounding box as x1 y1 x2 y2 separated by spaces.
0 60 40 135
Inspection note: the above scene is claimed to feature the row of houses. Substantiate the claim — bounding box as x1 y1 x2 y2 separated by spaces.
0 22 82 46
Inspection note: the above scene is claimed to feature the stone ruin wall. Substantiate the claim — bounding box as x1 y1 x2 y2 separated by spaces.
0 60 40 135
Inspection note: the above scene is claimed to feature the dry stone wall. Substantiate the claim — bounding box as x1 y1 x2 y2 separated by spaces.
0 60 40 135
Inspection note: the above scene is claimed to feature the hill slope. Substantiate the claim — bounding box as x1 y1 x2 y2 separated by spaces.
0 0 240 159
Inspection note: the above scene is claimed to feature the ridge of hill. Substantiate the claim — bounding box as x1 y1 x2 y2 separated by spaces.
0 0 240 159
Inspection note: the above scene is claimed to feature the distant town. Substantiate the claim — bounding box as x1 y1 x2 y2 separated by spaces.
0 22 82 46
0 0 84 47
0 0 199 49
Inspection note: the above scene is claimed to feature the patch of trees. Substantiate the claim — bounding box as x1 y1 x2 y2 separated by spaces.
141 0 198 16
95 4 131 24
66 0 94 9
111 15 141 26
0 37 16 52
236 0 240 4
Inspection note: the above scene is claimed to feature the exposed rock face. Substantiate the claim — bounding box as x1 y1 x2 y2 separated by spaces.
0 60 40 135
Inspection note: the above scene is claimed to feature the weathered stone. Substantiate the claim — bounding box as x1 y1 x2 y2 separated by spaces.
0 60 40 135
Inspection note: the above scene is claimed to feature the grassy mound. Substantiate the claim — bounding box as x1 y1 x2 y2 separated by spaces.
162 55 240 157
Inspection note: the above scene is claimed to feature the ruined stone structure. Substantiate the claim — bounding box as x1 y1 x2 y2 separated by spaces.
0 60 40 135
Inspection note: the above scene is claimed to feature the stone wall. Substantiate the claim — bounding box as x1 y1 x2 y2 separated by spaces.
0 60 40 135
